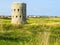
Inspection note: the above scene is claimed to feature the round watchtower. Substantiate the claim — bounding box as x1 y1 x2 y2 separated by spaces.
11 2 26 24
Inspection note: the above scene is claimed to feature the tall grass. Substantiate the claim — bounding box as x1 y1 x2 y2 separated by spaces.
0 18 60 45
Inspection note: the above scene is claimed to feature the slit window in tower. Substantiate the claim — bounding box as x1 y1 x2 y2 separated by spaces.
16 16 18 18
20 16 21 18
18 9 19 12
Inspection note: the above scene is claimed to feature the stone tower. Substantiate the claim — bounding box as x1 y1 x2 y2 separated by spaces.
11 2 26 24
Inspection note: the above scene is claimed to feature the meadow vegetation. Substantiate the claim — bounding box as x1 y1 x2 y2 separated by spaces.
0 17 60 45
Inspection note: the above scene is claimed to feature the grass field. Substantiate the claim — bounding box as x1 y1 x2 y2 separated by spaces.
0 17 60 45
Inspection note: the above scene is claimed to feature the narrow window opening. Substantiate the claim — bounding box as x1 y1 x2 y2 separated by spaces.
18 9 19 12
16 16 18 18
20 16 21 18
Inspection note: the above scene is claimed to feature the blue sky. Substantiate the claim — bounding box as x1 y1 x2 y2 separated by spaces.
0 0 60 16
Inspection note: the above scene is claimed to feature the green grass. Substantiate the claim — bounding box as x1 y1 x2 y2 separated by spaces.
0 18 60 45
